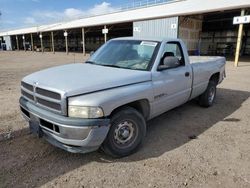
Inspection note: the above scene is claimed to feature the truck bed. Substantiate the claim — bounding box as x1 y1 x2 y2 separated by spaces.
188 56 226 100
189 56 225 64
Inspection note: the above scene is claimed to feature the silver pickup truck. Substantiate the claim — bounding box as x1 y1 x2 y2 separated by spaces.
20 37 226 157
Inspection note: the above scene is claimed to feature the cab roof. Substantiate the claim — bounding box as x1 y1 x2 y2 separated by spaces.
111 37 182 43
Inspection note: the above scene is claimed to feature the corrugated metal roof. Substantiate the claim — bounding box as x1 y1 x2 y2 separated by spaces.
0 0 249 36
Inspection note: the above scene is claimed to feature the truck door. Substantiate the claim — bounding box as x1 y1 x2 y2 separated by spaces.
151 41 192 117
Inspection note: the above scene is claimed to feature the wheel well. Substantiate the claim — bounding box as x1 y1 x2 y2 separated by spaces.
109 99 150 120
210 72 220 85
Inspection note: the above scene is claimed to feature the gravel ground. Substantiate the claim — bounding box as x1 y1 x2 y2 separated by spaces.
0 51 250 188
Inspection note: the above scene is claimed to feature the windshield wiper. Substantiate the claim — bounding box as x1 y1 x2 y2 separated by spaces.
85 60 97 65
86 62 128 69
100 64 122 68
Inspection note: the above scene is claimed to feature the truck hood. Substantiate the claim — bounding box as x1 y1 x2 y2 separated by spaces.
22 63 152 96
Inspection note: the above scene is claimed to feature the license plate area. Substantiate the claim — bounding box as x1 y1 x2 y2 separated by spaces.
29 114 43 138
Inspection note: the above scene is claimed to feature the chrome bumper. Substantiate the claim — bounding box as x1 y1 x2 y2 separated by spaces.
19 97 110 153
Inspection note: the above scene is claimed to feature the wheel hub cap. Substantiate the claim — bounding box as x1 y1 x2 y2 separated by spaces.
114 121 134 145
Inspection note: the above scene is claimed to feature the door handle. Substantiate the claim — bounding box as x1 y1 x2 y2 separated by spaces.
185 72 190 77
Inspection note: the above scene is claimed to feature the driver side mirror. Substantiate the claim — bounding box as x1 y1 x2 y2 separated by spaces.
158 56 180 71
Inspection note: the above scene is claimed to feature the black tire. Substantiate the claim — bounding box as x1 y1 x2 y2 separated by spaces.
199 80 217 107
102 107 146 158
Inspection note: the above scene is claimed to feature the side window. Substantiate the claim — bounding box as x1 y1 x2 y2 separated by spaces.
162 42 185 67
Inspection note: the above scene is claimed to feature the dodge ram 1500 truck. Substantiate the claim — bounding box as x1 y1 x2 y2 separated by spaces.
20 37 226 157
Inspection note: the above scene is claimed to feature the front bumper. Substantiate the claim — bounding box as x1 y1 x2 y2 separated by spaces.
19 97 110 153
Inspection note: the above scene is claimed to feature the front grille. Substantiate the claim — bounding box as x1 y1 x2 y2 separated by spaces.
21 81 63 113
21 81 33 91
36 87 61 100
21 90 34 101
37 98 61 111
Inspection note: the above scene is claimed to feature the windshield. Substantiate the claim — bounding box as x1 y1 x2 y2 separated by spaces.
87 40 160 71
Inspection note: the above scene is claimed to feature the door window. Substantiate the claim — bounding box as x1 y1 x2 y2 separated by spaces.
162 42 185 67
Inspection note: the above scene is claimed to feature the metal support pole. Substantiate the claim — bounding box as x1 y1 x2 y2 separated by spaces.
65 31 68 55
82 28 85 55
23 36 26 51
30 33 34 52
16 35 19 50
51 31 55 54
65 36 68 54
104 25 107 43
234 9 245 67
41 37 44 53
40 33 44 53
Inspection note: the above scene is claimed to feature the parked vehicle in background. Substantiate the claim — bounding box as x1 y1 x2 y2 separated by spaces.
19 37 226 157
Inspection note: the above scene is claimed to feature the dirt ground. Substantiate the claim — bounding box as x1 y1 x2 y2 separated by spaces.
0 51 250 188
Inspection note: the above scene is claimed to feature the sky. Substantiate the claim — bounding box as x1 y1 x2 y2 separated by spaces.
0 0 135 31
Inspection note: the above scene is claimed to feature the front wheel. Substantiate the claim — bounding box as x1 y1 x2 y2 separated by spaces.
102 107 146 158
199 80 217 107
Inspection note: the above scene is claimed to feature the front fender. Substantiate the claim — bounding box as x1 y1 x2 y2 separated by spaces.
68 81 154 117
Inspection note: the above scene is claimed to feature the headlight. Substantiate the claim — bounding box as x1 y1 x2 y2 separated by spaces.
68 106 104 118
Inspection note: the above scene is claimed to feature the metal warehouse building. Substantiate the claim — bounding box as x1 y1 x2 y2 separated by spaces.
0 0 250 58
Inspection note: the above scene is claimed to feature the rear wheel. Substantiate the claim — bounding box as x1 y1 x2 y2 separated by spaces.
199 80 217 107
102 107 146 158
